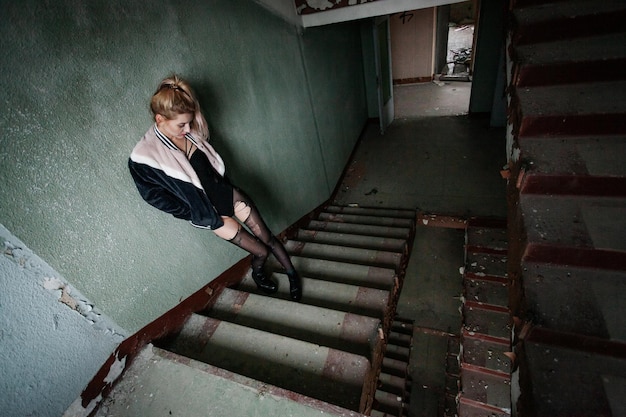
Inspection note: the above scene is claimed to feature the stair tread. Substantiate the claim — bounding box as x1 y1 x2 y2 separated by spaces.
209 288 381 358
516 80 626 117
462 331 512 374
266 256 398 290
162 314 370 411
238 272 390 318
285 240 403 270
520 194 626 251
520 136 626 177
466 226 508 252
91 345 352 417
325 205 416 219
296 228 407 252
465 252 508 278
307 219 411 239
522 327 626 416
522 255 626 340
460 363 512 410
318 212 414 229
516 33 626 66
463 302 511 340
513 0 626 25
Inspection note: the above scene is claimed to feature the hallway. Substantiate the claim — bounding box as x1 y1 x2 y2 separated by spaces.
335 80 508 416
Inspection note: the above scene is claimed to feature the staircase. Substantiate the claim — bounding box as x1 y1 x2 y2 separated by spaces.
67 205 416 417
458 219 512 416
507 0 626 415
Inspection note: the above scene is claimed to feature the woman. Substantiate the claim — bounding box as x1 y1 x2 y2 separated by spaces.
128 74 302 301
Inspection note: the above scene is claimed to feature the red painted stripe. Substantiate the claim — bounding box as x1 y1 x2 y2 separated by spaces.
463 329 510 346
523 243 626 271
464 272 509 284
514 10 626 45
517 59 626 87
458 396 512 414
465 300 510 314
467 217 507 229
520 174 626 197
519 113 626 138
461 362 511 379
527 326 626 359
466 245 509 256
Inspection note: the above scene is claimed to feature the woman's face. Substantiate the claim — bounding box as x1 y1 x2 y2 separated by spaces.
156 113 193 141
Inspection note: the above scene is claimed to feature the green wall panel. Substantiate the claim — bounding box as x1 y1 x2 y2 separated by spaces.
0 0 367 331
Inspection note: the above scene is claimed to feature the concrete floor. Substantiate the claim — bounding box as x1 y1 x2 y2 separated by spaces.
335 80 507 416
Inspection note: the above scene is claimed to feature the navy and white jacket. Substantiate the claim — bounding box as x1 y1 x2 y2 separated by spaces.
128 125 226 229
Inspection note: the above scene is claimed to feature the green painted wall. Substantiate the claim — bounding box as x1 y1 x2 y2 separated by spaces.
0 0 367 332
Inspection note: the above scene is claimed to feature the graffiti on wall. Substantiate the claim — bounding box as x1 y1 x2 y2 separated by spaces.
295 0 378 15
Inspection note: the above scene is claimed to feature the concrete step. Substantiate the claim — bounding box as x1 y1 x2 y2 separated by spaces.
318 212 414 229
160 313 371 411
465 251 508 279
381 357 408 380
457 396 510 417
266 256 398 291
465 223 508 253
237 272 390 319
459 363 511 411
520 184 626 251
295 228 407 253
461 330 512 374
522 244 626 341
519 136 626 177
307 219 412 240
512 0 626 26
373 390 406 416
284 240 403 272
516 80 626 121
90 344 359 417
324 205 416 220
208 287 381 360
464 274 509 306
522 326 626 416
462 301 511 340
377 372 408 397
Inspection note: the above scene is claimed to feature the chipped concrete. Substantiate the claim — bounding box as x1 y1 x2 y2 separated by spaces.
0 224 126 417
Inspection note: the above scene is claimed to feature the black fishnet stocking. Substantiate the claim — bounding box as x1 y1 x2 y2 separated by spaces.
232 189 295 273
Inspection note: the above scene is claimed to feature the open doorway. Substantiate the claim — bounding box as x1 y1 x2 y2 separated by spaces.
439 1 476 82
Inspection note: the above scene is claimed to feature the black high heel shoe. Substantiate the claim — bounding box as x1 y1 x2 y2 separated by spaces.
287 270 302 302
252 269 278 294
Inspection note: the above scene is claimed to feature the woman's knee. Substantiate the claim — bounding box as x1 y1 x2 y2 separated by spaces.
234 200 251 223
213 217 240 241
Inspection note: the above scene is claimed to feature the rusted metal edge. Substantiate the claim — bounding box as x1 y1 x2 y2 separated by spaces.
467 217 507 229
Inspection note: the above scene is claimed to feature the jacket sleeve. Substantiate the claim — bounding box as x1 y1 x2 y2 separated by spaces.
128 158 224 229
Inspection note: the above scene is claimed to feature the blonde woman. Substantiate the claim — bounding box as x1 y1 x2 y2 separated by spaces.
129 75 302 301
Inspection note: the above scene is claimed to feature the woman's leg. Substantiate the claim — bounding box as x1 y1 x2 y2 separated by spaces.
213 217 277 294
232 189 302 301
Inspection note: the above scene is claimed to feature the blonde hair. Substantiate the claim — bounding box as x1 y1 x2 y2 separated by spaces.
150 74 209 140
